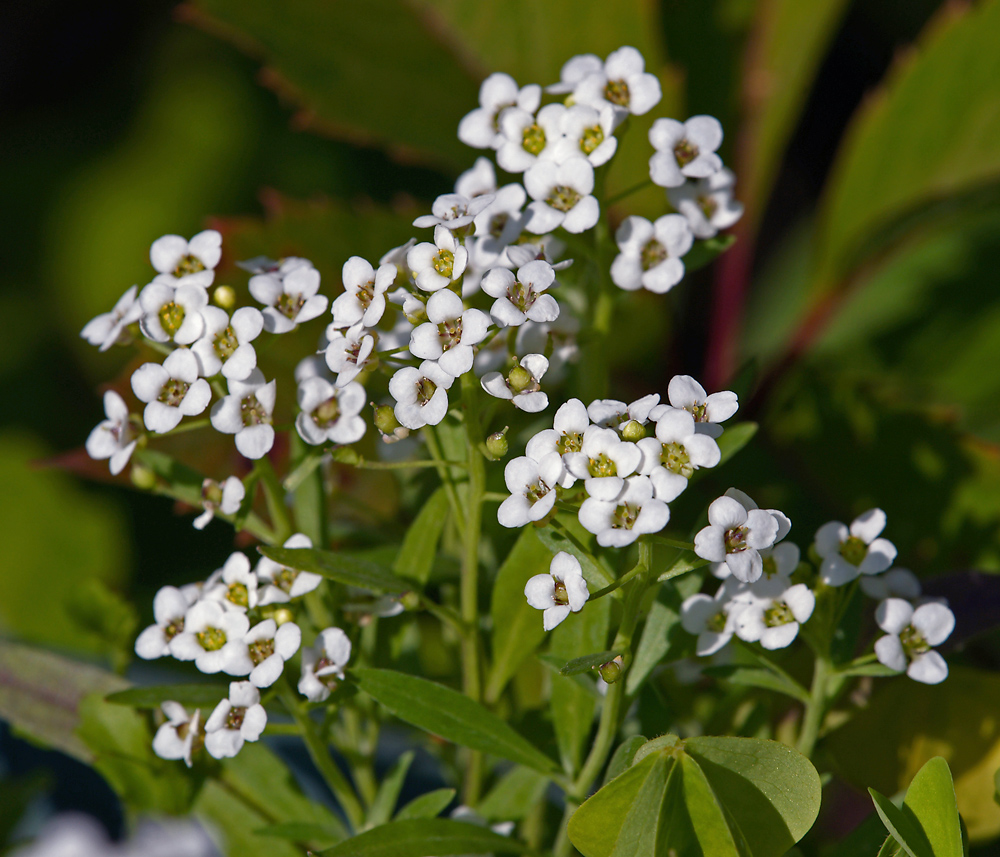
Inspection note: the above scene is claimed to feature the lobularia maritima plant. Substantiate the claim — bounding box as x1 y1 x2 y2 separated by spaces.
75 44 956 857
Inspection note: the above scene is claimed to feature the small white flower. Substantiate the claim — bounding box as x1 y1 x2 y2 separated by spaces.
554 104 619 167
481 354 549 413
330 256 397 329
409 289 491 376
455 157 498 199
169 599 251 675
413 192 495 232
458 72 541 150
815 508 897 587
649 116 724 188
204 552 258 612
204 681 267 759
324 322 377 386
572 46 661 118
681 583 744 656
481 259 560 328
191 306 263 380
139 281 208 345
547 53 603 95
861 567 922 601
636 409 720 501
610 215 693 294
496 103 566 174
515 314 580 383
389 360 455 430
241 618 302 688
874 598 954 684
735 578 815 650
256 533 323 604
524 397 589 488
668 168 744 239
296 376 367 446
299 627 352 702
193 475 245 530
152 702 201 767
80 284 142 351
578 474 670 547
497 454 562 528
523 157 600 234
209 369 276 459
648 375 739 439
86 390 137 476
469 183 528 272
714 540 801 581
135 585 196 659
150 229 222 288
249 258 328 333
564 425 642 501
407 225 469 292
587 394 660 430
524 552 589 631
131 349 212 434
694 492 784 583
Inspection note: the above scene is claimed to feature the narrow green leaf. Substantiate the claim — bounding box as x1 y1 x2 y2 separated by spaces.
318 818 527 856
702 665 811 704
657 554 710 582
674 754 741 856
626 575 702 695
901 757 964 857
290 432 325 546
683 235 737 274
259 545 413 594
477 767 548 822
367 751 414 827
836 662 902 678
716 422 759 467
254 822 346 848
354 668 559 774
105 684 230 709
393 487 450 586
608 753 676 857
556 650 622 677
870 788 934 857
536 523 615 588
394 788 456 822
877 835 907 857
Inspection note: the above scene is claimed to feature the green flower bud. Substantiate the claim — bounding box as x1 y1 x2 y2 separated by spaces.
598 655 624 684
213 285 236 310
507 365 533 393
373 404 402 436
621 419 646 442
272 607 295 626
400 591 421 611
130 462 157 490
486 427 509 460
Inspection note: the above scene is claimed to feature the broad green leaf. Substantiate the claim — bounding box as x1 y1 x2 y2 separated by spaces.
254 822 347 848
556 650 622 677
0 642 127 761
354 668 559 774
702 665 810 704
319 818 528 856
603 736 649 787
259 545 414 594
869 788 934 857
485 528 552 704
395 788 457 822
609 753 678 857
813 1 1000 290
716 422 759 467
367 751 415 827
393 487 450 586
106 683 230 709
901 757 964 857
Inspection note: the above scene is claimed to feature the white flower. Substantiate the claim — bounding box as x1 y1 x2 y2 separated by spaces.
564 425 642 501
667 168 744 239
209 369 276 459
572 46 661 118
86 390 137 476
324 322 377 386
649 116 724 188
524 398 590 489
241 618 302 688
815 508 897 587
610 215 693 293
256 533 323 604
455 157 498 199
135 585 196 659
409 289 491 376
497 454 562 528
587 394 660 430
578 475 669 547
413 192 495 232
80 284 142 351
330 256 397 329
204 552 258 612
150 229 222 288
407 225 469 292
861 567 922 601
169 599 251 675
716 540 801 582
874 598 955 684
515 314 580 383
458 72 541 150
554 104 619 167
547 53 603 95
523 157 600 234
694 492 784 583
131 349 212 434
191 306 263 380
524 552 589 631
204 681 267 759
295 376 367 446
681 583 744 656
152 702 201 767
481 354 549 413
481 259 560 328
138 282 208 344
193 475 245 530
249 258 328 333
496 103 565 174
648 375 738 440
735 578 815 650
299 627 352 702
636 409 720 501
468 183 528 272
389 360 455 430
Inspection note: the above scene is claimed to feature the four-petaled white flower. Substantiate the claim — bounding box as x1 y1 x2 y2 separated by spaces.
299 627 352 703
564 425 642 501
524 552 590 631
152 702 201 767
409 289 491 376
650 375 739 439
139 282 209 345
295 377 367 446
572 46 661 118
389 361 455 430
681 583 741 656
407 225 469 292
649 116 724 188
694 491 784 583
667 168 744 239
209 369 276 459
481 354 549 413
169 599 251 675
636 408 720 501
80 284 142 351
150 229 222 288
497 454 561 528
458 72 541 150
547 53 603 95
204 681 267 759
815 508 897 587
250 258 328 333
324 322 377 386
554 105 619 167
874 598 954 684
204 552 258 612
482 260 560 328
131 349 212 434
191 306 263 380
413 192 495 232
610 215 693 293
523 157 600 235
241 618 302 688
496 103 565 174
579 474 670 547
194 475 245 530
330 256 397 329
86 390 137 475
256 533 323 604
135 585 195 659
734 577 815 650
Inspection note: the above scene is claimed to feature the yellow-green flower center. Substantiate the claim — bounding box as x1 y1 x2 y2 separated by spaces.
313 395 341 428
839 536 868 566
604 78 630 107
159 301 186 336
900 624 930 655
640 239 667 271
724 525 749 554
197 626 226 651
587 452 617 479
660 442 692 478
276 292 306 320
764 601 795 627
227 583 249 609
416 377 437 405
173 254 206 278
612 502 640 530
158 378 190 407
707 611 727 633
437 317 463 350
697 194 718 220
248 638 275 666
546 185 581 213
225 706 246 730
522 123 547 155
556 431 583 454
673 138 699 168
274 568 298 594
164 617 184 641
432 249 455 279
213 324 239 361
581 124 604 155
552 579 569 605
241 393 270 427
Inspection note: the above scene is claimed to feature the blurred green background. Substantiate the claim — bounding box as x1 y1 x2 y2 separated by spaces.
3 0 1000 849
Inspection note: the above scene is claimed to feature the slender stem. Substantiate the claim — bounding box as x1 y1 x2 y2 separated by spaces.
158 417 211 437
255 456 294 542
423 425 466 540
605 178 653 207
354 458 468 471
588 559 646 601
650 535 696 551
481 491 508 503
797 655 830 758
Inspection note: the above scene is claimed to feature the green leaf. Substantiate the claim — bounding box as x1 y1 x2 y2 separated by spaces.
835 662 902 679
367 751 415 827
555 650 622 677
627 574 702 694
318 818 527 856
603 736 649 787
536 521 615 588
715 422 759 467
485 528 551 704
901 758 964 857
477 767 549 822
0 643 128 762
394 788 457 822
290 432 325 546
254 822 347 848
609 753 679 857
702 665 811 704
259 545 414 594
877 836 907 857
393 488 450 586
682 235 737 275
354 668 559 774
105 684 230 709
870 788 934 857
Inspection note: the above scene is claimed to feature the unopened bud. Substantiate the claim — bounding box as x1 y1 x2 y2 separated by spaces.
507 365 533 393
130 462 157 490
598 655 624 684
272 607 295 626
213 285 236 310
621 419 646 442
373 404 402 436
485 427 509 460
400 591 421 611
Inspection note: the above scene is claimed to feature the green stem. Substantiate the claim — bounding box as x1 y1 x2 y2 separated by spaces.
797 655 830 758
158 417 211 437
423 425 466 540
254 456 294 543
354 458 468 471
605 178 653 207
588 558 646 600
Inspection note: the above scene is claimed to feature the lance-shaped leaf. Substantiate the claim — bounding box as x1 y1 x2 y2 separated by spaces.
394 788 457 822
393 487 450 586
105 684 230 709
319 818 527 856
258 545 414 595
354 668 559 774
555 650 622 677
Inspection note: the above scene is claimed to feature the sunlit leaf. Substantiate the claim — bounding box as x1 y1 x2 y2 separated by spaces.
869 787 934 857
395 788 456 822
258 545 414 594
900 757 964 857
106 684 230 709
318 818 527 856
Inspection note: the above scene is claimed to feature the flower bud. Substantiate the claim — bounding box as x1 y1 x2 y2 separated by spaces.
400 591 421 611
485 427 509 460
213 285 236 310
598 655 624 684
621 419 646 442
272 607 295 626
130 462 157 490
507 365 533 393
373 404 402 436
